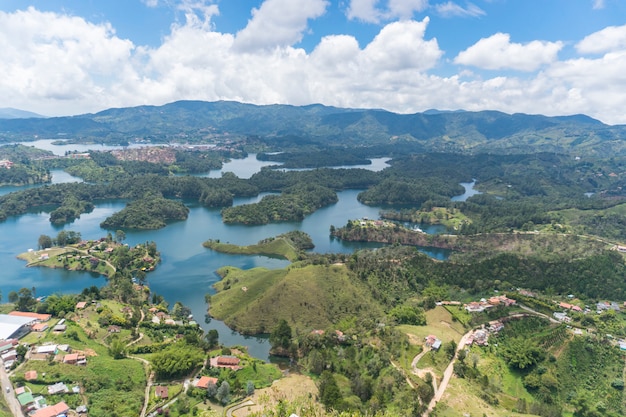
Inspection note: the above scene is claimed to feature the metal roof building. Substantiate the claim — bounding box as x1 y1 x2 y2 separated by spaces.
0 314 35 340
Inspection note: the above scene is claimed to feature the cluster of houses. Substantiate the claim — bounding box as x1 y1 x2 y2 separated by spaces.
552 299 624 323
16 378 87 416
30 343 87 366
0 159 14 169
310 329 347 342
148 307 197 326
464 295 517 313
191 355 243 393
465 320 505 347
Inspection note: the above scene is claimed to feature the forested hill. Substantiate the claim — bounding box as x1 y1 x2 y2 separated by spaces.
1 100 626 155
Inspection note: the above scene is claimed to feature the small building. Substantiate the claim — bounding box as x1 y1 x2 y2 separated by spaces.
17 392 35 408
425 334 442 350
63 353 86 365
47 382 68 395
31 401 69 417
1 349 17 361
53 324 67 332
155 385 169 399
196 376 218 389
553 312 571 323
75 301 87 310
32 323 49 332
36 345 57 355
76 405 88 414
210 355 241 370
108 325 121 333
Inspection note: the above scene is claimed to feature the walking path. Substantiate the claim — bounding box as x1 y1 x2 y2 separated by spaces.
410 347 438 393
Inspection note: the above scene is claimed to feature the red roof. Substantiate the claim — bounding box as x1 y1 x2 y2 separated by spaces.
196 376 218 389
216 356 240 366
9 311 51 321
155 386 169 398
31 402 69 417
75 301 87 309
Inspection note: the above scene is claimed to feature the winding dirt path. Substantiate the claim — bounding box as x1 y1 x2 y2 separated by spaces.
410 347 438 393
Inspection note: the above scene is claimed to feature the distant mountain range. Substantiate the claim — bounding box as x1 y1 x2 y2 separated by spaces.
0 100 624 155
0 108 46 119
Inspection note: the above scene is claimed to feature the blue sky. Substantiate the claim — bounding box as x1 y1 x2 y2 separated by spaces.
1 0 626 124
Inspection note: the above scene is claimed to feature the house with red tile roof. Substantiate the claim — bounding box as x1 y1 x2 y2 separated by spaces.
31 401 69 417
210 355 241 370
155 386 169 399
9 311 51 321
196 376 218 389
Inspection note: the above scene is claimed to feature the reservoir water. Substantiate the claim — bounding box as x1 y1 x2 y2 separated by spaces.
0 148 449 359
451 180 482 202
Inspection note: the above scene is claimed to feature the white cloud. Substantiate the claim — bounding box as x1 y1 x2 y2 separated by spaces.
233 0 328 52
592 0 605 10
346 0 381 23
4 7 626 125
142 0 159 7
0 7 135 113
175 0 220 29
576 24 626 54
361 18 442 72
435 2 485 17
454 33 563 71
346 0 428 23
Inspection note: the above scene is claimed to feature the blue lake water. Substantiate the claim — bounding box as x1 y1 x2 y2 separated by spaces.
0 149 449 359
451 180 482 202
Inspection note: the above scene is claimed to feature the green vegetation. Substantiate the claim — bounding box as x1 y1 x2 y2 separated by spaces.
210 263 383 334
100 195 189 229
204 231 314 261
221 183 338 224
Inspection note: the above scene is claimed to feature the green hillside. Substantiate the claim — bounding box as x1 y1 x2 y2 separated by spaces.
210 263 383 334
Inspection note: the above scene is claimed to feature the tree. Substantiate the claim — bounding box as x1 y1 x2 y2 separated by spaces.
38 234 53 250
108 337 127 359
246 381 255 396
269 319 292 351
205 329 219 348
8 291 17 304
216 381 230 405
319 371 342 411
501 337 545 370
115 229 126 243
172 301 192 321
15 288 36 312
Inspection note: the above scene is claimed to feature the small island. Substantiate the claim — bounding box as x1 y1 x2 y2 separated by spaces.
203 230 314 261
18 231 159 279
100 195 189 229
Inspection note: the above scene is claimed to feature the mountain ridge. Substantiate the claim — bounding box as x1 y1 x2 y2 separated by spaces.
0 100 624 155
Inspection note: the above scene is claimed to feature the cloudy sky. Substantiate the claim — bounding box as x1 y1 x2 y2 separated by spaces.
1 0 626 124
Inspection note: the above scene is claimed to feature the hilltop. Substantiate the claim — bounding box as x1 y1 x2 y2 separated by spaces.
1 100 625 156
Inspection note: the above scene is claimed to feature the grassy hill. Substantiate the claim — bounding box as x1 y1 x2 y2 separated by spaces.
203 231 314 261
210 263 383 334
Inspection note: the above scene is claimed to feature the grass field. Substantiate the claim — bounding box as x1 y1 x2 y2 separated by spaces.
437 377 537 417
211 264 383 334
397 306 467 346
204 238 301 261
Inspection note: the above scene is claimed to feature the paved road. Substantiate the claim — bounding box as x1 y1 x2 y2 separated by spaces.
0 365 25 417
